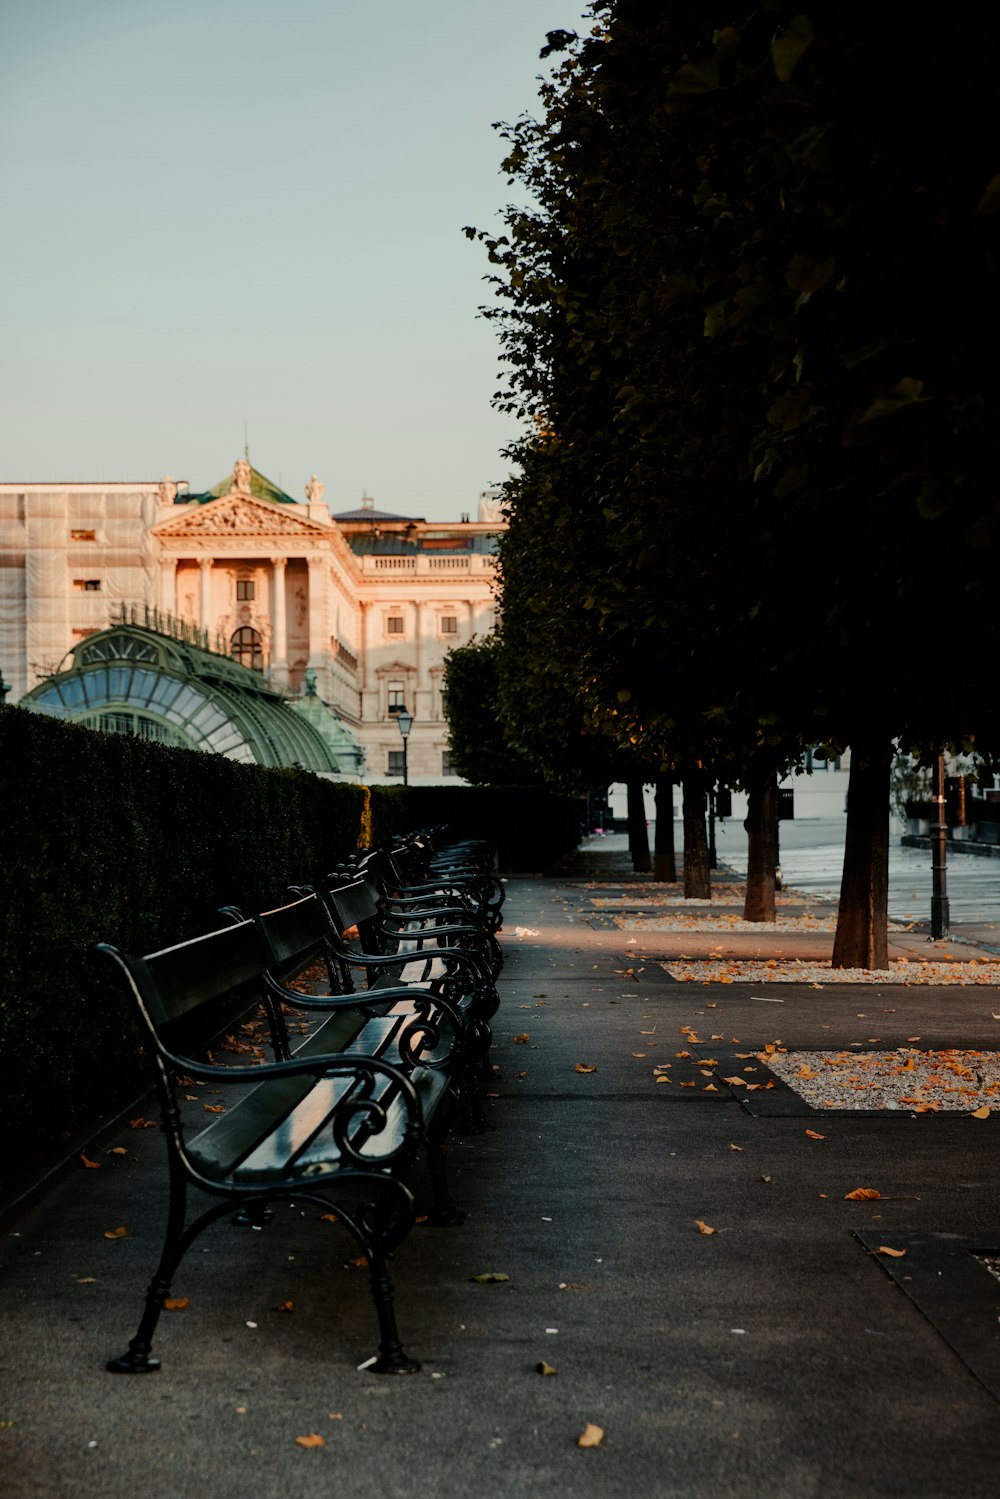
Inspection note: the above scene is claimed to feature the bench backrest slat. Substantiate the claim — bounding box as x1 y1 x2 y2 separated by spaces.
256 893 330 978
325 878 380 936
129 920 268 1027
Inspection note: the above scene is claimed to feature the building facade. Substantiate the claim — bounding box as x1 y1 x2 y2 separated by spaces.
0 462 503 781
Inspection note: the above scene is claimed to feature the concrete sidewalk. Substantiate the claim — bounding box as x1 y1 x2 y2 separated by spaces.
3 852 1000 1498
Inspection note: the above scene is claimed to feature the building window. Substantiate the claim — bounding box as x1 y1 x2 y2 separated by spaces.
230 626 263 671
387 749 405 777
442 752 456 776
73 579 101 591
386 615 404 635
236 579 255 601
71 529 96 542
387 680 405 714
440 615 458 636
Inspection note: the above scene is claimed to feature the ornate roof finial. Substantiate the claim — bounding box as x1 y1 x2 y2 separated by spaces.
361 490 373 512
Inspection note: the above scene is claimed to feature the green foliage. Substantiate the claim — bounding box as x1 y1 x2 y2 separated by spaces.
442 634 544 786
0 707 367 1157
394 785 583 873
475 1 1000 773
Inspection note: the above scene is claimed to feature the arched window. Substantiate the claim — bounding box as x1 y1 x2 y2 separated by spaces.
230 626 263 671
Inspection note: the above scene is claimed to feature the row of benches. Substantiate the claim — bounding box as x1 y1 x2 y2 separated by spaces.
98 831 504 1376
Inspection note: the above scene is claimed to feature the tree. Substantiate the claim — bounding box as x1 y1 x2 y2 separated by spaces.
473 3 1000 965
442 634 543 786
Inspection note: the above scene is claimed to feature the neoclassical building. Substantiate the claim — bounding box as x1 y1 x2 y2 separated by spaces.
0 461 504 780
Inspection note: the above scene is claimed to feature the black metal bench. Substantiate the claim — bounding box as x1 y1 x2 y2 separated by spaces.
97 910 465 1377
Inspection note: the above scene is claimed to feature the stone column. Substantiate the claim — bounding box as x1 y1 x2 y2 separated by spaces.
271 557 288 683
466 599 477 643
306 556 329 692
198 558 213 638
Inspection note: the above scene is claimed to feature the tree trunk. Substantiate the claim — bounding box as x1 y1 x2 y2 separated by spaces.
627 779 651 872
743 762 777 922
653 776 677 882
682 774 711 899
831 740 892 970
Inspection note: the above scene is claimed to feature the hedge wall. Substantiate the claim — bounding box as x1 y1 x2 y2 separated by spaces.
0 707 367 1161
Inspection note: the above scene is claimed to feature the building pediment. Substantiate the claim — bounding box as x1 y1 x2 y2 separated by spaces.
153 492 332 541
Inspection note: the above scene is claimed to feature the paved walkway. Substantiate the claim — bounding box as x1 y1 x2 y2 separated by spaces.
3 848 1000 1498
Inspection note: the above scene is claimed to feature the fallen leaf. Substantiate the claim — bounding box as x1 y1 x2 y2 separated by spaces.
103 1226 127 1240
347 1255 368 1269
680 1081 696 1088
76 1277 97 1284
536 1361 558 1376
163 1297 189 1311
512 1034 530 1044
575 1063 598 1074
723 1076 747 1087
703 1084 718 1092
577 1423 604 1449
804 1130 826 1140
107 1147 128 1156
130 1117 157 1130
729 1144 743 1152
631 1052 647 1058
80 1153 101 1170
320 1213 338 1223
878 1246 907 1259
970 1106 991 1120
276 1301 294 1312
469 1272 510 1284
694 1219 717 1235
655 1076 671 1084
844 1188 881 1201
203 1104 225 1114
295 1434 325 1449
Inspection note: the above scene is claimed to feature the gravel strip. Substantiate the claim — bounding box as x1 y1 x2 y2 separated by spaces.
659 959 1000 986
760 1047 1000 1111
613 913 838 932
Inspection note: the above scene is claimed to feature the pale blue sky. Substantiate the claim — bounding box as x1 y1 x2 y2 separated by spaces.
1 0 575 518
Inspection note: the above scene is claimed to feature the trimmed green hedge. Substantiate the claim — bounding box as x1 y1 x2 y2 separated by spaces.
0 707 367 1159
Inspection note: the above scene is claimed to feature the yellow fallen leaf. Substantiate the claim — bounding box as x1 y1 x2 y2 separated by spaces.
804 1130 826 1140
680 1081 695 1088
103 1226 127 1240
469 1272 510 1284
632 1052 647 1058
295 1434 325 1449
878 1246 907 1258
80 1153 101 1170
970 1106 991 1119
276 1301 294 1312
512 1034 530 1044
575 1063 598 1074
694 1219 717 1235
320 1213 338 1223
703 1084 718 1092
107 1147 128 1156
577 1423 604 1449
844 1188 881 1201
163 1297 189 1311
722 1077 747 1087
729 1144 742 1152
536 1361 558 1376
203 1104 225 1114
655 1076 671 1084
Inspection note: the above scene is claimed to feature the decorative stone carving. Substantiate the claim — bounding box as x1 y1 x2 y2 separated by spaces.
158 475 178 504
154 495 330 539
233 459 252 494
305 474 325 504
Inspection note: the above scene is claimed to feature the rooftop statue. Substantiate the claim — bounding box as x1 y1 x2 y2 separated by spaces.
305 474 325 504
232 459 252 495
158 475 178 504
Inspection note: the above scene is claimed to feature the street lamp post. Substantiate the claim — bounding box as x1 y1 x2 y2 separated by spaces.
930 750 950 939
396 707 413 786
